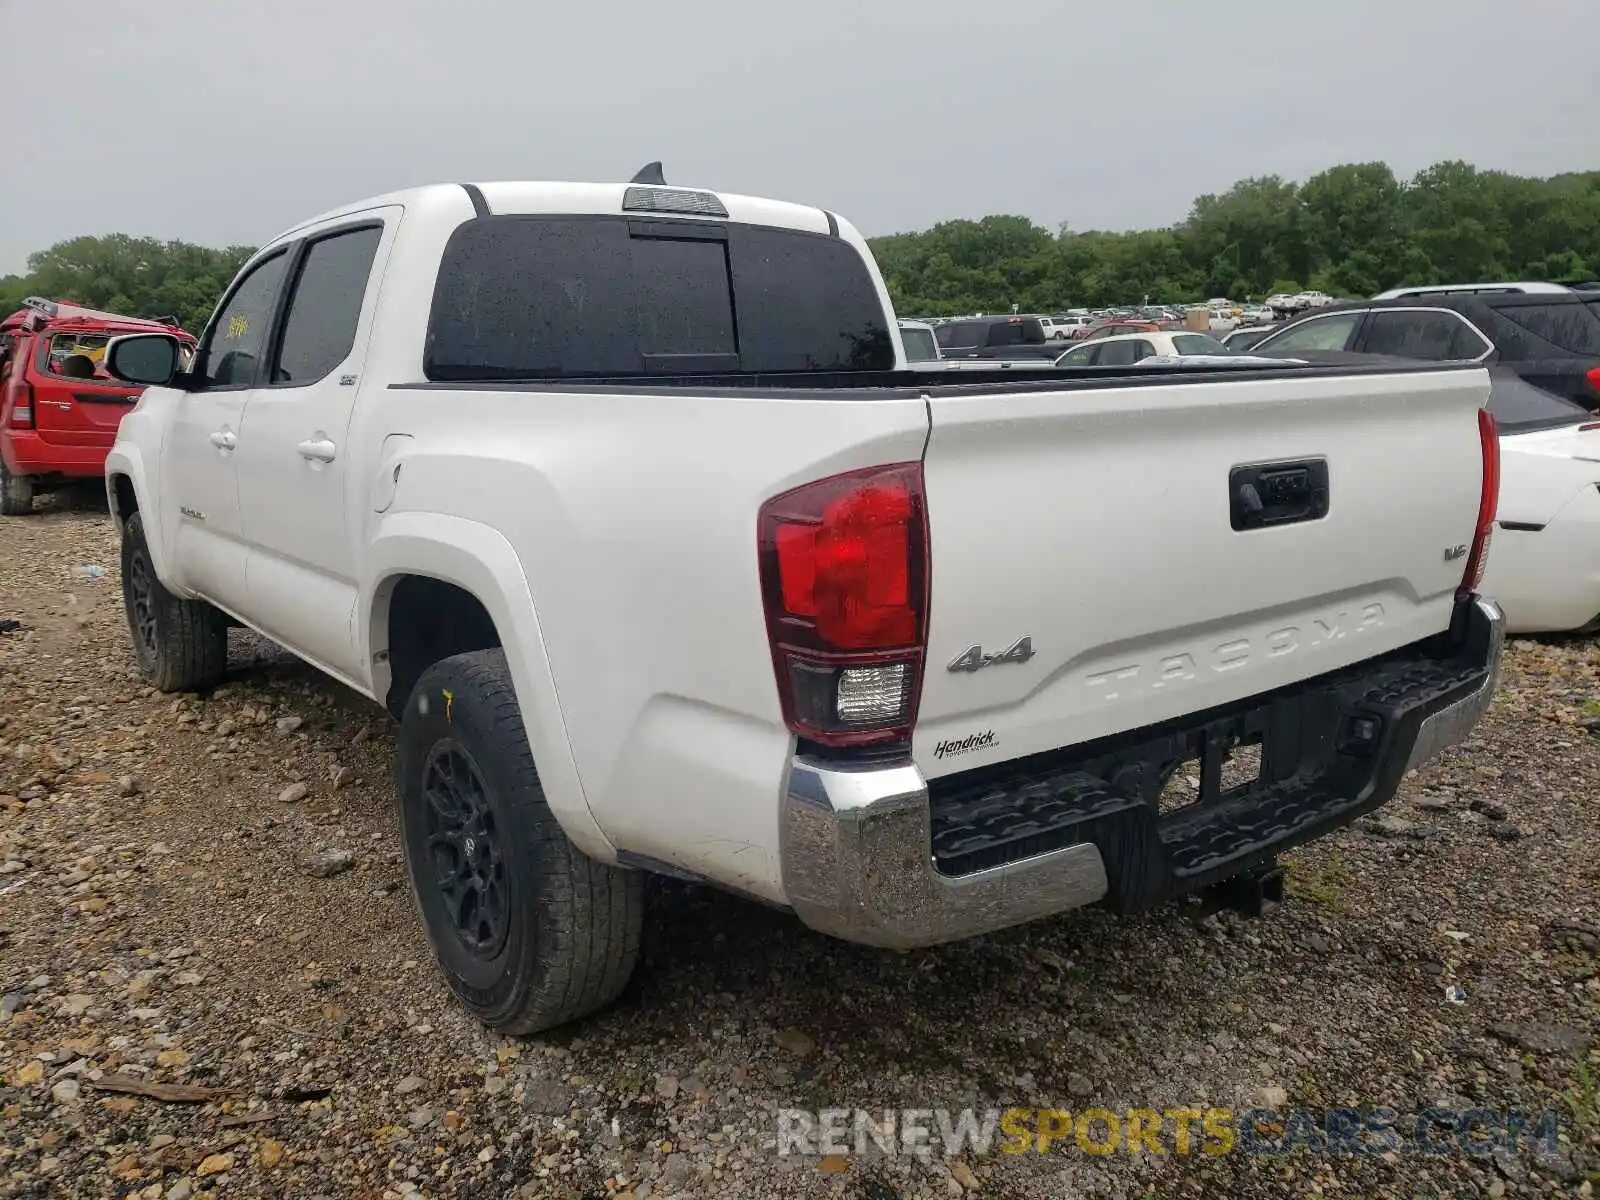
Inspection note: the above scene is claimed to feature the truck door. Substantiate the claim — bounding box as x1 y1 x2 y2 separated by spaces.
165 248 293 615
234 209 398 680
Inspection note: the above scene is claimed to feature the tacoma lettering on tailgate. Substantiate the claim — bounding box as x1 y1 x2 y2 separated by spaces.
1085 603 1386 702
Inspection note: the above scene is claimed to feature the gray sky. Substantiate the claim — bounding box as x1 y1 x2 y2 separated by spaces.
3 0 1597 273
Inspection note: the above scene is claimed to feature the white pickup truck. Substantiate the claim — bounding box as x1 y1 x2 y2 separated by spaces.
101 174 1505 1034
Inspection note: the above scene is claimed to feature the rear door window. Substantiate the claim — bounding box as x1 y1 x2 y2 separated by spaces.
426 216 892 380
271 225 383 385
44 334 113 381
1095 339 1141 366
1257 312 1363 354
1360 310 1490 361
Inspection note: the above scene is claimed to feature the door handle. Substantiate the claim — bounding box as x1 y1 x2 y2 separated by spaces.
297 437 337 463
209 430 236 451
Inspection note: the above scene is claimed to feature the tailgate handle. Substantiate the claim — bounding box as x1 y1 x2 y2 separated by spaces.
1230 459 1329 531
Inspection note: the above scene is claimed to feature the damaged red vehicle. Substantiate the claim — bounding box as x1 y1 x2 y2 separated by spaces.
1 297 195 514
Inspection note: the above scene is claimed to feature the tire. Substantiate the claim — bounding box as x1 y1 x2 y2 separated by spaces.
397 649 643 1033
120 511 228 691
0 460 33 515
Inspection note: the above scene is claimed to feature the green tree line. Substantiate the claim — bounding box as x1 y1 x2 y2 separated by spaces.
1 160 1596 331
0 235 255 334
871 160 1600 315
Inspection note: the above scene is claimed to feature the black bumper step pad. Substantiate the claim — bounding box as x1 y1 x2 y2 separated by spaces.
926 620 1492 913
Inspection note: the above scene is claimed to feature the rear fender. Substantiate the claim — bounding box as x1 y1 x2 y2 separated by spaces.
362 510 612 861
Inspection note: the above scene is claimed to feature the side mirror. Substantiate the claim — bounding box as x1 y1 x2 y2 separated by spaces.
105 334 182 387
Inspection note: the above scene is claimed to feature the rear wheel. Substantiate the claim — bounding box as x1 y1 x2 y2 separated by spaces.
0 461 33 515
398 649 643 1033
120 511 228 691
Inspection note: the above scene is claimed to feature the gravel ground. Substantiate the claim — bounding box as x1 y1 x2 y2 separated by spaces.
1 495 1597 1200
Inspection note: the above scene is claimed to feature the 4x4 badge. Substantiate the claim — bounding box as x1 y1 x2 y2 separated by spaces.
948 637 1035 673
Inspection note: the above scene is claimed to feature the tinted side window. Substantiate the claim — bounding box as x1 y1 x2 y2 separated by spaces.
984 319 1046 347
1258 312 1362 353
1486 300 1600 357
1056 344 1096 366
1173 333 1229 354
726 226 892 371
938 322 982 348
900 327 938 361
1486 369 1589 433
272 226 383 385
1362 311 1488 361
1096 339 1141 366
196 251 291 388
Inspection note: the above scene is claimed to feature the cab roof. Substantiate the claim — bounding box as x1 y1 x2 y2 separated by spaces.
266 180 845 247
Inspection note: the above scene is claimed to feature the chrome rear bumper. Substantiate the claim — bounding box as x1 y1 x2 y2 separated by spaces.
779 596 1504 950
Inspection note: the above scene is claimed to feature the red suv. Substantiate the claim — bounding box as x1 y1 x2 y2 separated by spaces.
1 298 195 514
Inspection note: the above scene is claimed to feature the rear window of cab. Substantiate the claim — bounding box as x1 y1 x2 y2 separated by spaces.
424 216 894 380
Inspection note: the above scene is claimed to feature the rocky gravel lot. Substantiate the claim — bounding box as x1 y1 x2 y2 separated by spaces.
1 496 1598 1200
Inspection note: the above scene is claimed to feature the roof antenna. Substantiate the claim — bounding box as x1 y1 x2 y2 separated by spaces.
630 161 666 185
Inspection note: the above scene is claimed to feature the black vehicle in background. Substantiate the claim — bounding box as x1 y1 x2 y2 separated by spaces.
1251 284 1600 409
933 315 1063 360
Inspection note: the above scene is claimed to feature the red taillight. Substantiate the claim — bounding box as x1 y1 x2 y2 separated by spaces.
5 380 33 429
1458 408 1499 598
1587 366 1600 394
758 463 928 747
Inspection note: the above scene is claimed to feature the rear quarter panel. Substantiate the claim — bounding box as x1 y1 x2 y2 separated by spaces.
369 385 929 902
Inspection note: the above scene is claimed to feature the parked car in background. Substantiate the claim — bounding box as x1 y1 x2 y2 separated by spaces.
1081 318 1162 343
100 174 1503 1034
1054 331 1240 365
1 297 195 515
1239 305 1275 325
1370 281 1574 301
1265 293 1301 318
1251 289 1600 408
1478 370 1600 633
1292 290 1335 310
934 315 1061 359
1044 315 1095 340
898 319 942 362
1222 326 1277 352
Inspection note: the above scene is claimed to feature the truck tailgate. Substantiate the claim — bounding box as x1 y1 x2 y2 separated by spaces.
913 367 1490 778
